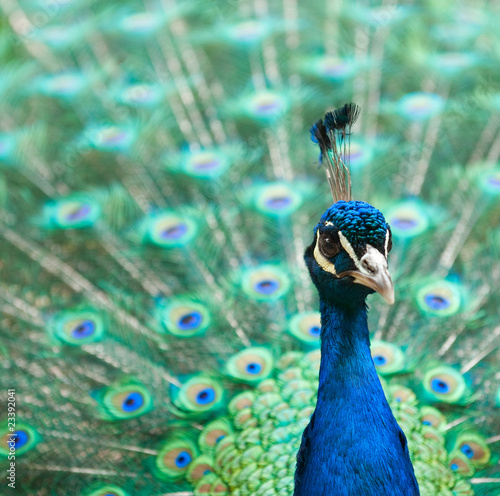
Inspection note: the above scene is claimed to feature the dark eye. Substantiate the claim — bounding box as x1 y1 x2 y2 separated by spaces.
319 233 340 258
387 227 393 253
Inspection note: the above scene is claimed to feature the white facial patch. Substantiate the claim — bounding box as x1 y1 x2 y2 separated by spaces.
313 230 337 275
338 231 362 270
384 229 390 257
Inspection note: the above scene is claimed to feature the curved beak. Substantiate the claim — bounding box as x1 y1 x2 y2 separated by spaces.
339 244 395 305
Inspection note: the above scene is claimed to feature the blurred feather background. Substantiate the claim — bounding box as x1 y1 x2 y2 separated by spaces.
0 0 499 495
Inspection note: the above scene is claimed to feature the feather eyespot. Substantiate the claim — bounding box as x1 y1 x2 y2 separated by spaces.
370 341 405 375
423 366 467 404
45 198 101 229
226 348 274 383
0 424 40 456
185 150 229 178
97 381 153 420
479 168 500 194
71 319 95 339
86 486 127 496
416 280 463 317
255 183 302 216
158 299 210 337
146 212 197 247
49 310 104 345
186 455 215 483
241 266 290 301
173 376 224 413
419 407 446 429
289 312 321 345
448 453 474 476
455 433 491 465
248 91 287 118
155 438 198 479
199 418 232 452
318 232 340 258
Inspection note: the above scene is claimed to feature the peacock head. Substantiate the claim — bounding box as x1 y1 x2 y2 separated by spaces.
304 200 394 307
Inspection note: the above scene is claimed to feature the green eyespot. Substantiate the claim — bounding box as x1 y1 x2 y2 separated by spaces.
422 365 468 404
172 375 224 414
183 149 231 179
385 200 431 238
288 312 321 345
240 265 290 301
155 437 198 479
143 211 198 248
85 486 128 496
452 432 491 466
236 90 290 122
225 347 274 383
158 298 211 337
448 451 475 476
0 424 41 456
94 380 153 420
254 183 303 217
416 280 463 317
84 124 136 152
370 340 406 375
48 309 104 345
187 454 215 483
43 197 101 229
198 418 233 454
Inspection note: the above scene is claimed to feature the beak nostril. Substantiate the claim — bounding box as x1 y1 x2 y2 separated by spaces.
362 259 377 274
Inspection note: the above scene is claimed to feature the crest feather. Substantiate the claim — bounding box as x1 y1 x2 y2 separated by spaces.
311 103 361 203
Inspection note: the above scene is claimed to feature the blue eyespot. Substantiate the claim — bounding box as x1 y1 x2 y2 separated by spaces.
245 362 262 375
161 223 188 240
424 293 450 310
196 388 215 405
204 469 211 475
309 326 321 337
461 444 474 459
256 100 281 114
215 435 225 444
487 175 500 188
71 320 95 339
122 392 144 412
264 196 292 210
391 217 418 230
254 279 279 295
178 312 202 330
422 420 432 426
431 378 450 394
193 157 220 171
175 451 192 468
373 355 387 366
14 431 28 448
66 204 91 221
450 463 458 471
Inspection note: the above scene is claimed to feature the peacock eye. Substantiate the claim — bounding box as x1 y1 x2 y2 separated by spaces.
319 233 340 258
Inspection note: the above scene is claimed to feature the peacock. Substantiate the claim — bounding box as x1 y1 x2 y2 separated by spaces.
0 0 499 495
294 103 420 495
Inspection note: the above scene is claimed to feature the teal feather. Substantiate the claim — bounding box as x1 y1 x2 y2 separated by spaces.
0 0 499 495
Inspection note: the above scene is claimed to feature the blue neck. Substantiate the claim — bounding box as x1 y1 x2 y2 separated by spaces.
294 299 420 495
317 300 372 394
